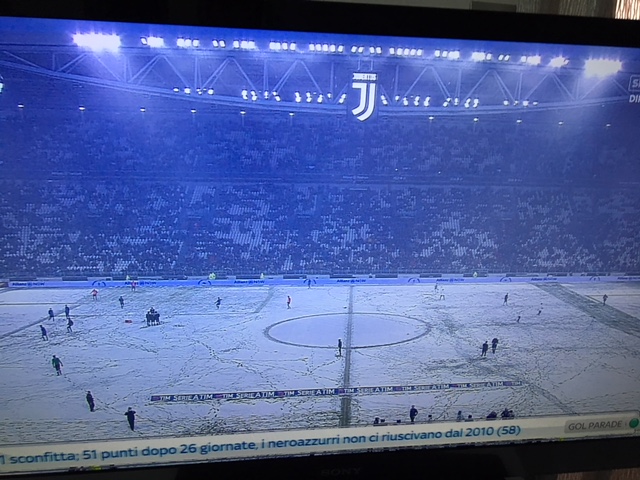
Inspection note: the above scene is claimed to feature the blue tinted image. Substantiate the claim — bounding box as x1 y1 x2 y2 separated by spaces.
0 16 639 462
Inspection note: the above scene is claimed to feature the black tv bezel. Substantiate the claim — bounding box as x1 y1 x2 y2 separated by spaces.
1 0 640 478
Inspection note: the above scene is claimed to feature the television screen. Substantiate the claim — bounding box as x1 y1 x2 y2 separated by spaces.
1 2 640 475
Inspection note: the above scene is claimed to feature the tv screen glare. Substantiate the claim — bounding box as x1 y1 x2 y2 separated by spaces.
0 3 640 475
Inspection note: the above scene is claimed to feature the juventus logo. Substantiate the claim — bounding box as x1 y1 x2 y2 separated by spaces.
351 72 377 122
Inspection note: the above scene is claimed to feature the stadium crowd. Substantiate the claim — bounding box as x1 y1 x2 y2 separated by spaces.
1 109 639 277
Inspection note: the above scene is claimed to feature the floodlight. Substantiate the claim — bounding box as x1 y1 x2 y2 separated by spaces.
473 117 479 122
424 97 430 107
428 116 435 120
192 39 200 47
338 94 347 104
322 44 329 52
141 37 148 45
403 98 409 106
606 123 611 127
414 96 420 106
498 54 505 61
395 95 400 101
330 44 336 52
559 121 564 125
270 42 280 50
549 56 569 68
306 91 312 97
290 43 296 51
532 101 539 106
337 45 343 53
146 36 164 48
376 47 382 54
264 91 269 99
241 89 248 100
381 96 388 106
184 87 191 94
219 40 226 48
351 46 357 53
233 40 240 48
443 101 448 107
327 93 332 99
275 95 281 101
417 49 423 56
410 48 416 56
184 39 192 47
527 55 542 66
403 48 410 56
522 100 529 107
73 33 121 51
283 43 289 50
309 44 316 52
18 103 24 108
207 89 214 95
449 51 460 60
197 88 202 95
513 100 519 105
584 59 622 77
370 47 375 54
435 50 441 57
504 55 510 61
213 40 219 47
316 44 322 51
79 106 86 111
240 110 246 115
390 48 395 55
140 107 146 112
295 96 301 103
241 41 250 49
516 119 522 124
454 98 459 106
173 87 180 92
317 95 323 103
358 46 365 53
486 53 492 60
289 112 295 116
503 100 509 106
471 52 486 61
396 49 403 57
442 50 448 58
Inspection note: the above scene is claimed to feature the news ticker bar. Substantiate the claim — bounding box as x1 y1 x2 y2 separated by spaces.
0 412 638 474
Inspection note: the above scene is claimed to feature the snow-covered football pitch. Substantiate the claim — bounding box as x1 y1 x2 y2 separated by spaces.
1 281 639 445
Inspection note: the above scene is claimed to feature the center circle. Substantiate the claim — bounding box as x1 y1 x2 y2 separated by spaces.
264 313 430 349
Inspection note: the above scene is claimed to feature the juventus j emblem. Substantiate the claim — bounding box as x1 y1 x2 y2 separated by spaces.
351 72 377 122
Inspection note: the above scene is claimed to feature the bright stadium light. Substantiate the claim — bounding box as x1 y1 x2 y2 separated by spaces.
338 94 347 104
275 95 281 102
309 44 316 52
417 49 423 56
295 96 302 103
549 56 569 68
376 47 382 54
351 46 357 53
213 40 219 47
442 50 448 58
396 48 403 57
558 121 564 125
473 98 480 107
18 103 24 108
193 39 200 47
282 42 289 50
498 54 504 61
79 106 86 111
410 48 416 56
140 107 146 112
395 95 401 101
240 110 246 115
516 119 522 124
317 94 323 103
219 40 226 48
503 100 509 106
390 47 395 55
381 95 388 105
315 43 322 51
330 44 336 52
184 39 192 47
423 96 430 107
358 46 365 53
233 40 240 48
449 50 460 60
241 89 248 100
504 55 510 61
307 97 312 103
584 59 622 77
184 87 191 94
454 97 459 106
532 101 539 106
435 49 441 57
473 117 479 122
270 42 281 50
145 36 164 48
471 52 486 61
322 44 329 52
173 87 180 92
291 43 297 51
520 55 527 63
443 101 449 107
403 48 410 56
73 33 121 51
527 55 542 66
207 89 214 95
140 37 148 45
428 115 435 120
403 97 409 106
289 112 294 117
369 46 375 54
486 53 492 60
197 88 203 95
240 41 254 49
264 91 269 99
414 96 420 106
522 100 529 107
